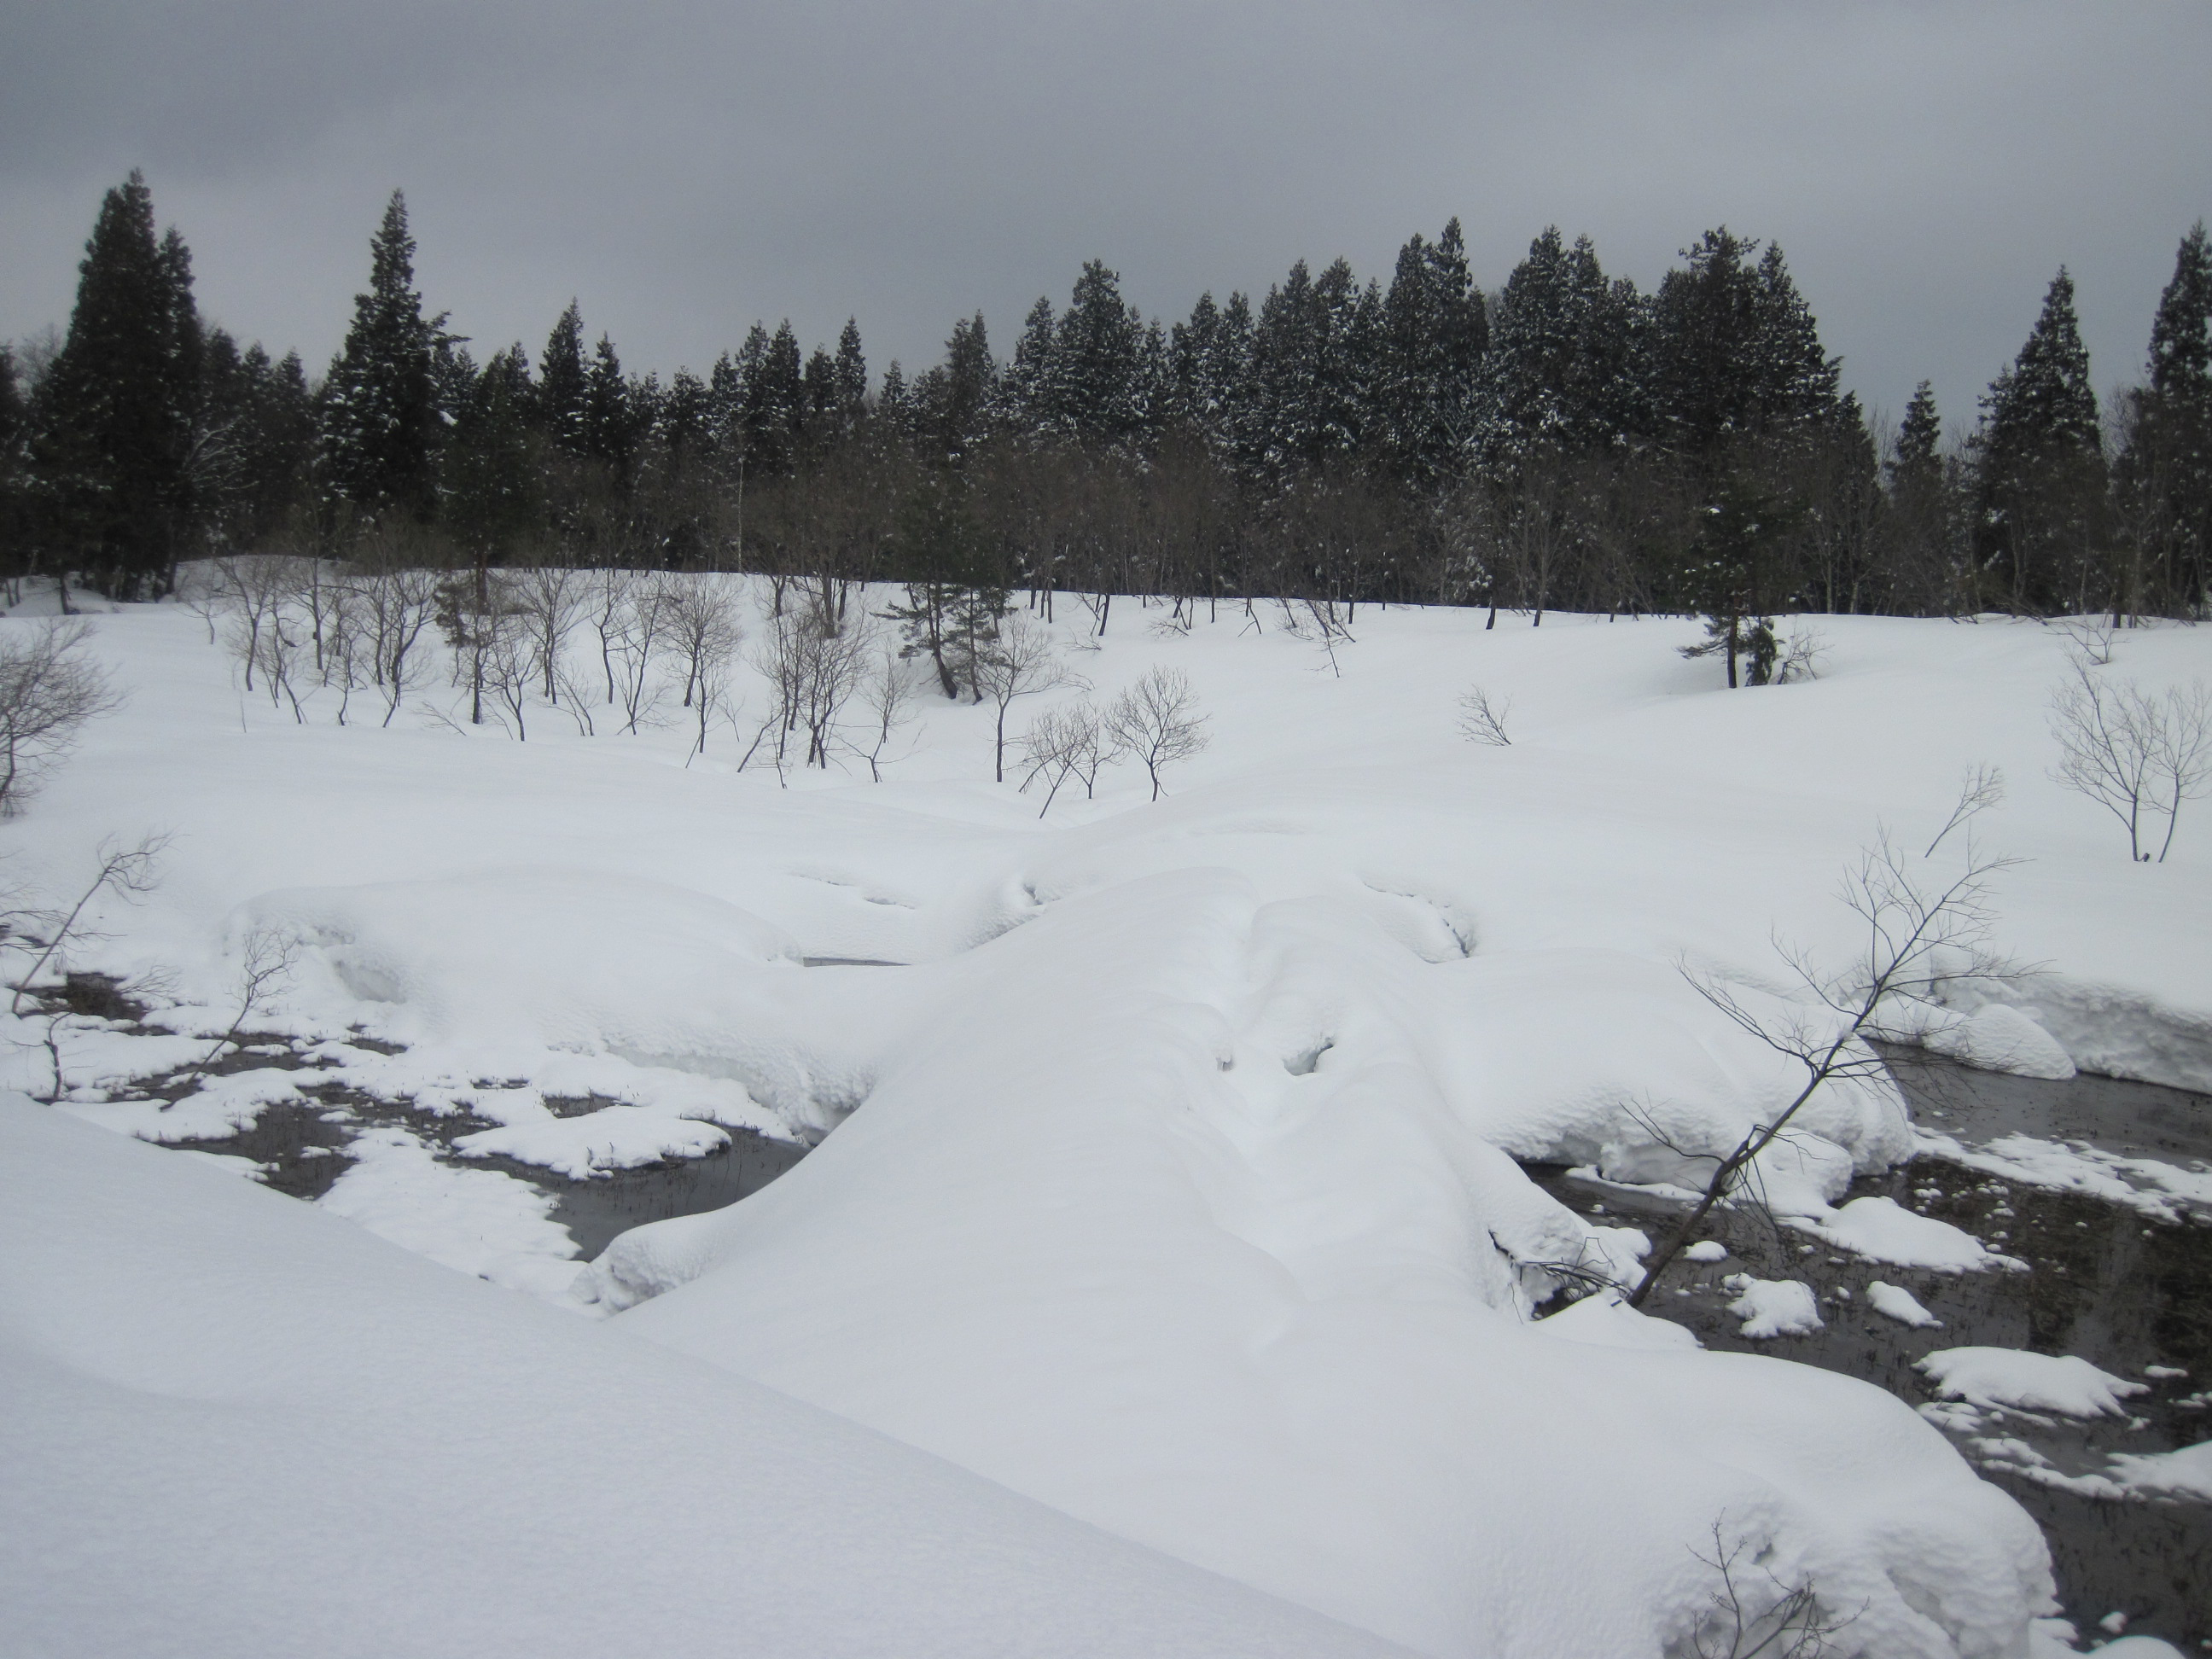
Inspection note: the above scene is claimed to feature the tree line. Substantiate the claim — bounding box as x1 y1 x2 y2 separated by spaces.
3 173 2208 647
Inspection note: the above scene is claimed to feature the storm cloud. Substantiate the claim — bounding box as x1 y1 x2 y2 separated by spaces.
3 0 2207 429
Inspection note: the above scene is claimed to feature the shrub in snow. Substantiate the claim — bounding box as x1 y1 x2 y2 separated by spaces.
2047 659 2212 864
0 619 119 813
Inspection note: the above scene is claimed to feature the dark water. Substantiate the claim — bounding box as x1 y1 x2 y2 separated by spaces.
475 1130 808 1260
1531 1052 2212 1650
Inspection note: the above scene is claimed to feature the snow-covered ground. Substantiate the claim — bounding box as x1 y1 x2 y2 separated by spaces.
4 583 2208 1657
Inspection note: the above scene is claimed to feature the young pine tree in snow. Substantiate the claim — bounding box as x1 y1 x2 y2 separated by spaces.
321 191 446 527
879 475 1007 700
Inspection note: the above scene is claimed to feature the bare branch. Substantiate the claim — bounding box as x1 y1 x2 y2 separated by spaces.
1456 685 1513 747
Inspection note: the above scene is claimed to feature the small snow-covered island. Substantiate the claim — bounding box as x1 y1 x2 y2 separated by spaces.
4 160 2210 1658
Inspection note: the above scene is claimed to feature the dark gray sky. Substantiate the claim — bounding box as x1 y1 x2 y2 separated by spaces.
4 1 2207 436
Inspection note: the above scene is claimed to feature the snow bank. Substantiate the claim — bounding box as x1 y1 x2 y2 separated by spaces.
26 597 2202 1657
1789 1196 2024 1273
598 874 2047 1659
1723 1275 1825 1339
0 1096 1418 1659
1917 1348 2151 1419
2103 1441 2212 1503
1866 1282 1943 1329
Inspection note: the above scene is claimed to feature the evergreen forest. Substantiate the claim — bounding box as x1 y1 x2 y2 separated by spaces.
5 174 2209 643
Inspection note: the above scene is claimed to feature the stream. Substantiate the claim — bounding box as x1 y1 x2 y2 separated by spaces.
162 1038 2209 1648
1531 1049 2212 1650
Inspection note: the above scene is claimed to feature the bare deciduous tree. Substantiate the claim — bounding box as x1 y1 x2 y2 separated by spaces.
1627 800 2019 1307
1457 685 1513 747
974 614 1085 783
352 567 440 728
512 564 591 702
1923 763 2004 858
1103 666 1210 801
5 832 169 1015
0 620 123 813
1683 1522 1856 1658
661 575 744 713
2049 660 2212 863
850 651 921 783
607 576 673 735
169 924 300 1098
1018 698 1111 816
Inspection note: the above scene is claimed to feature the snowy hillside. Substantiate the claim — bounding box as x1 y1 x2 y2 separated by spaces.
5 583 2207 1658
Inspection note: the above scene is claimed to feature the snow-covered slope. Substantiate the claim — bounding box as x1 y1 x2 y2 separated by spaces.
6 588 2207 1657
0 1095 1420 1659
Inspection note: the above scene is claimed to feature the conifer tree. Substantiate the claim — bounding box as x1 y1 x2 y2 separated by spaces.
999 298 1059 440
1373 219 1487 485
915 313 996 461
321 190 445 525
0 347 24 579
2117 224 2212 612
1051 263 1146 447
1971 268 2106 612
832 319 870 439
1249 258 1378 474
538 301 589 453
1646 229 1840 469
738 321 805 474
583 334 636 484
879 474 1006 697
444 344 540 563
1487 228 1645 463
30 171 203 597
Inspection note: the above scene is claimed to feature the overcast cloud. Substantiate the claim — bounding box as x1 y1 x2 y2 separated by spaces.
3 1 2207 434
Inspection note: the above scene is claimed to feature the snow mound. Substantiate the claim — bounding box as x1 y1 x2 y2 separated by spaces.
1927 1003 2077 1080
1866 1281 1942 1329
1533 1290 1701 1351
1722 1274 1825 1339
1917 1347 2151 1419
0 1096 1417 1659
1790 1196 2023 1272
2103 1441 2212 1503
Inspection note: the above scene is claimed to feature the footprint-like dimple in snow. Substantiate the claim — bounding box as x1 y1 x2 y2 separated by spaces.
787 868 922 909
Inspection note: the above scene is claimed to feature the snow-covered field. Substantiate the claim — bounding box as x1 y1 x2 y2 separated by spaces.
4 583 2208 1658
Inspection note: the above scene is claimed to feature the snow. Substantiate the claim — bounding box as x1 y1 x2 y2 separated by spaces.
1788 1195 2025 1273
1924 1002 2078 1080
1914 1129 2212 1223
1866 1281 1943 1328
0 1095 1416 1659
318 1126 585 1301
2102 1440 2212 1503
1917 1347 2151 1419
1683 1239 1729 1262
1722 1274 1825 1339
12 589 2203 1657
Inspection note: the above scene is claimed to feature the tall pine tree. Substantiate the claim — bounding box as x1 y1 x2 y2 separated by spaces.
321 190 445 525
30 171 202 597
2116 224 2212 613
1971 268 2106 613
